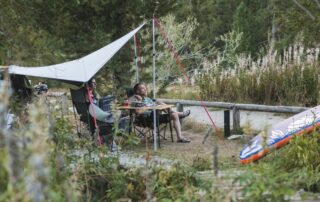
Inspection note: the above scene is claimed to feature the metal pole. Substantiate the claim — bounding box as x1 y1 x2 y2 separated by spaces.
152 17 157 150
134 35 139 83
224 110 230 138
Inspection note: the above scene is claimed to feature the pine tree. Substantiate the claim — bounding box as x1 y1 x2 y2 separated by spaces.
232 0 272 57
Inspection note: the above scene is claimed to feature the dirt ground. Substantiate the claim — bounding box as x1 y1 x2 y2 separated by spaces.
46 94 248 169
126 117 248 169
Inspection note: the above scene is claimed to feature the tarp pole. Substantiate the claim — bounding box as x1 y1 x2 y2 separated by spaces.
152 17 157 150
134 35 139 83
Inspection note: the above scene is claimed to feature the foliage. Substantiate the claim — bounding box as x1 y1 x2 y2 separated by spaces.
198 44 320 106
176 0 320 58
176 0 239 48
1 0 320 101
218 30 243 69
275 131 320 192
236 129 320 201
191 156 212 171
2 81 320 201
76 158 223 201
52 115 75 150
236 164 295 202
0 151 8 194
0 86 226 201
281 132 320 171
232 0 271 57
1 83 224 201
159 84 200 100
0 75 12 198
138 14 203 94
2 1 320 201
0 0 177 92
271 0 320 49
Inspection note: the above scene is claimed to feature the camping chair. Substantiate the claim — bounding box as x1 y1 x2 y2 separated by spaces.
125 88 173 147
70 87 115 148
88 102 115 146
10 74 33 102
70 87 94 135
131 105 174 148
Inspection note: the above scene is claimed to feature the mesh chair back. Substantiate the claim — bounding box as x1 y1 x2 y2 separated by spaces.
70 87 95 133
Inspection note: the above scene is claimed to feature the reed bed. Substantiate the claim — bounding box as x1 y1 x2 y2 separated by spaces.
198 45 320 106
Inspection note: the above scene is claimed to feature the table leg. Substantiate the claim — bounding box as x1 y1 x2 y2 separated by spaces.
169 115 173 142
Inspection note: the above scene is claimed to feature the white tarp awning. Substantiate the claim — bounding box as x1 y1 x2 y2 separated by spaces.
8 23 145 83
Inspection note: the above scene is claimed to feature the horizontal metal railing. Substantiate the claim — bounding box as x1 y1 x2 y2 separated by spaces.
158 98 312 136
157 98 309 114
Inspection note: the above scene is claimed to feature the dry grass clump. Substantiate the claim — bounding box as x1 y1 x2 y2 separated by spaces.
159 84 200 100
182 118 208 134
23 97 51 201
242 120 255 138
198 44 320 106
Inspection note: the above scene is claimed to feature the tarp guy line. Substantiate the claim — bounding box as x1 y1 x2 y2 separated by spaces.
152 17 221 137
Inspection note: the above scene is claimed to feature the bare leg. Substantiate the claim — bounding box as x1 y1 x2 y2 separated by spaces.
169 109 188 118
170 112 184 140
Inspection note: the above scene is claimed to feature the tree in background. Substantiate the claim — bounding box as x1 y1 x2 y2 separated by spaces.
0 1 63 65
136 15 204 94
232 0 272 58
1 0 319 96
176 0 239 52
0 0 177 92
175 0 319 58
271 0 320 49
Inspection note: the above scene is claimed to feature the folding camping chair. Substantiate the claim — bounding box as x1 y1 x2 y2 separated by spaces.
70 87 114 147
130 105 174 148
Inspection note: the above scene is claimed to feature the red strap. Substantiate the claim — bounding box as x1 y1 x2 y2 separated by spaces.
134 35 142 68
86 87 102 145
152 16 221 137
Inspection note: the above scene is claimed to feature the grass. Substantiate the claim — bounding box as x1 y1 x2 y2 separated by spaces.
3 45 320 200
182 118 208 133
4 94 317 201
122 116 244 173
159 84 200 100
197 45 320 106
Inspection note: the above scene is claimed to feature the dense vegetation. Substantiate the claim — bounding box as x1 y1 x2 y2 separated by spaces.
1 0 319 105
1 1 320 201
1 80 320 201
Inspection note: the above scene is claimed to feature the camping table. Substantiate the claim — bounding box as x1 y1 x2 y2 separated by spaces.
117 104 174 149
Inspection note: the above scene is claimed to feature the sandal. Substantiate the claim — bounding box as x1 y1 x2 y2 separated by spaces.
180 110 191 119
177 138 191 143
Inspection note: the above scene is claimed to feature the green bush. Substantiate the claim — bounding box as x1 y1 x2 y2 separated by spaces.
236 164 295 202
276 131 320 192
0 151 8 194
236 130 320 201
191 156 211 171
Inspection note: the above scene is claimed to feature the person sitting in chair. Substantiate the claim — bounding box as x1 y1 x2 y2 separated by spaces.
131 83 191 143
88 78 101 105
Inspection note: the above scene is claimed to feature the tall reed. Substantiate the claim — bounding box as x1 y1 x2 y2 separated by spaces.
0 77 80 201
0 74 19 194
198 45 320 106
